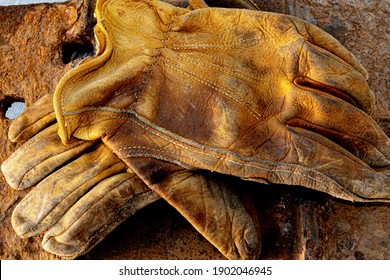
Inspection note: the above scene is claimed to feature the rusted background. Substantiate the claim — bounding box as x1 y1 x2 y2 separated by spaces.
0 0 389 259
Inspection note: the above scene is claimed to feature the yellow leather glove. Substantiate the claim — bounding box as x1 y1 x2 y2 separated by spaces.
2 94 160 259
4 0 390 260
2 94 261 259
54 0 390 206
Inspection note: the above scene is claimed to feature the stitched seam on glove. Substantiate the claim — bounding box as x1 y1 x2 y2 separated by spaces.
63 108 350 195
174 53 266 84
163 58 262 121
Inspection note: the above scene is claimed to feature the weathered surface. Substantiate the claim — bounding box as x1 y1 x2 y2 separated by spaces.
0 0 299 260
278 0 390 260
79 183 301 260
0 0 94 259
300 199 390 260
0 0 389 260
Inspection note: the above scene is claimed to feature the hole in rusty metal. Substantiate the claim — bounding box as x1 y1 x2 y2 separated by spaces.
0 96 25 120
61 41 94 65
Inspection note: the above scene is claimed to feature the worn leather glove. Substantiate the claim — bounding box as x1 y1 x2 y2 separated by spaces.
4 0 390 260
1 94 160 259
53 0 390 209
2 94 261 260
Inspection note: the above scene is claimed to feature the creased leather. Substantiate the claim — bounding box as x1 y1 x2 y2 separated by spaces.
3 0 390 260
54 0 390 207
3 92 261 260
2 95 159 259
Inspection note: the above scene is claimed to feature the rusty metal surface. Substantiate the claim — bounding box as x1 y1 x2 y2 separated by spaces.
0 0 94 260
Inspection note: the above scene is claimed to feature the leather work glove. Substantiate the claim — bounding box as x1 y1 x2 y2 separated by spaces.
1 94 160 259
4 0 390 260
2 94 261 260
38 0 390 258
53 0 390 211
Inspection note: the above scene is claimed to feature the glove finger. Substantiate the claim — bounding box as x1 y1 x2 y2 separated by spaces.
11 144 127 237
295 42 375 114
1 124 94 190
8 94 56 142
42 172 160 259
158 171 260 260
284 126 390 202
130 159 261 260
287 87 390 167
296 19 369 80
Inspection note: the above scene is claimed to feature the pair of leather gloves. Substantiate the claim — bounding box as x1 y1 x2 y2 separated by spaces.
2 0 390 260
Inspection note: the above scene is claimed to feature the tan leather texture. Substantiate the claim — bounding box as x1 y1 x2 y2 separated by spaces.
2 94 159 259
2 94 261 260
3 0 390 260
54 0 390 202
